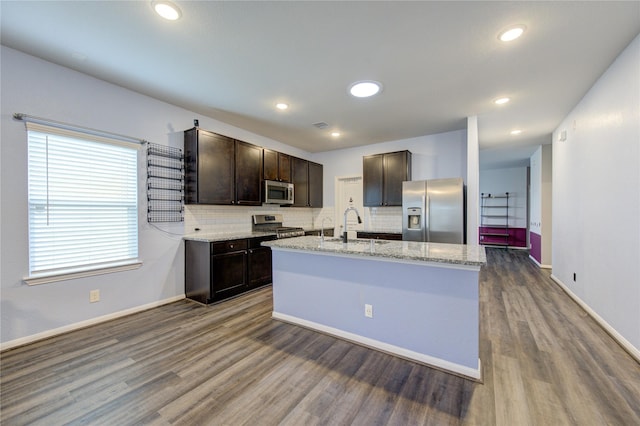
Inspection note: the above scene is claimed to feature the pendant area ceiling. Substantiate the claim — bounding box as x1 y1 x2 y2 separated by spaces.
1 1 638 167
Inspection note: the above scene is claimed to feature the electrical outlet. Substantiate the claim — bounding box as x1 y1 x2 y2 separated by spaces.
364 304 373 318
89 289 100 303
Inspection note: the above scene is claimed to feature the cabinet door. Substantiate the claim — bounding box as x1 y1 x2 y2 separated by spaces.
263 148 278 181
199 130 235 204
278 153 292 183
308 161 323 208
248 247 272 289
211 251 247 300
383 151 411 206
185 128 232 204
291 157 309 207
363 154 384 207
235 140 262 205
264 149 291 182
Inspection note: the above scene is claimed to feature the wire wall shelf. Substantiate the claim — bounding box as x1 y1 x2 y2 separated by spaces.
146 143 184 223
480 192 510 247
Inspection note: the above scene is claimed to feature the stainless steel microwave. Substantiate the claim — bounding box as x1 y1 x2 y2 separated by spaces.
264 180 294 205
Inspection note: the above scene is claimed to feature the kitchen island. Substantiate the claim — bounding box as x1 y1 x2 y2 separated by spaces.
263 236 486 380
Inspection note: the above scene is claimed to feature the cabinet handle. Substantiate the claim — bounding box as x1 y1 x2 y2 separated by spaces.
229 244 234 249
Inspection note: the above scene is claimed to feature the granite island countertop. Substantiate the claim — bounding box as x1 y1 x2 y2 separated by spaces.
263 235 486 268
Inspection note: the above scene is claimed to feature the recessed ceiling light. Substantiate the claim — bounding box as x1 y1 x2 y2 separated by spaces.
152 1 182 21
510 129 523 135
349 81 382 98
498 25 526 42
275 103 289 110
494 97 510 105
331 131 341 138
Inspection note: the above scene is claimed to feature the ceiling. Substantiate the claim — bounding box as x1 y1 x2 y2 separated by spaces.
1 1 639 168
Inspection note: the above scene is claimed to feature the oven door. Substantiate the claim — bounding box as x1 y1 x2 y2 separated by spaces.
264 180 294 204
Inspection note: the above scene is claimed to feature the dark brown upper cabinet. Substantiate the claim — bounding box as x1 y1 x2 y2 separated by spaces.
184 128 262 205
291 156 309 207
290 157 323 208
308 161 323 208
185 128 235 205
186 127 322 208
363 150 411 207
263 149 291 183
235 140 263 205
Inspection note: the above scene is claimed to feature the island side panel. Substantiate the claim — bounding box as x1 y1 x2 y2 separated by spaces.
270 249 480 375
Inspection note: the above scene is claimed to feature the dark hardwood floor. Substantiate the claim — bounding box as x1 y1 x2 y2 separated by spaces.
1 249 639 425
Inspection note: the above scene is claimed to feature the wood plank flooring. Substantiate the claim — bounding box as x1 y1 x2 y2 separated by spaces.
1 248 639 425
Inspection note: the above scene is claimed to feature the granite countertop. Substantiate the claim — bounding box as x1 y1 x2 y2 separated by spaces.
183 226 335 242
263 235 486 267
183 231 277 242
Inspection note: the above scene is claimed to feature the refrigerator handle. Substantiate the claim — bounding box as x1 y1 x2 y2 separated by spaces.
425 195 430 242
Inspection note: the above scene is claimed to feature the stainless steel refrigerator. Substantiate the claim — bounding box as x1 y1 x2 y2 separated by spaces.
402 178 464 243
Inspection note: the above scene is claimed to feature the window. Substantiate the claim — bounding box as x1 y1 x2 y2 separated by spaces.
26 122 140 284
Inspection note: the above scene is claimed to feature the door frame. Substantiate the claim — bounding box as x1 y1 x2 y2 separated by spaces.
334 175 364 237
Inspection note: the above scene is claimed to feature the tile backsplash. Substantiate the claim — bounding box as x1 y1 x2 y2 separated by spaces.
364 206 403 233
184 204 402 235
185 204 331 234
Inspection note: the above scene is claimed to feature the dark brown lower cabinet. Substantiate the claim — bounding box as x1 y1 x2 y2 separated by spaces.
248 238 273 289
305 229 334 237
356 231 402 240
211 242 247 301
185 236 275 304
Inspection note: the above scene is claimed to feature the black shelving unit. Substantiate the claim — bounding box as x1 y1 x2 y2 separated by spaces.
480 192 510 246
146 143 184 223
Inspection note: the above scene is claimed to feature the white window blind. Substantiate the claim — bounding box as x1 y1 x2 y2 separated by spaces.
27 122 139 279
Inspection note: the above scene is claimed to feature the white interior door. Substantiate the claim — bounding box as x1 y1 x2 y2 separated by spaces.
335 176 364 238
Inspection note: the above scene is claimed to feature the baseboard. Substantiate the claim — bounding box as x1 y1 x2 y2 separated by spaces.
529 255 552 269
550 274 640 363
0 295 185 352
272 311 482 382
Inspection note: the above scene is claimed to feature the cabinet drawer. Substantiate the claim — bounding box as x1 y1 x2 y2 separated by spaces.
211 239 247 254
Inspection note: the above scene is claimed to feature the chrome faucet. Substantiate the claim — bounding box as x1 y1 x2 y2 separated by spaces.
321 217 332 242
342 207 362 243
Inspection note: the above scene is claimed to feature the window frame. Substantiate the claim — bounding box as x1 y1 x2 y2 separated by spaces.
23 122 142 285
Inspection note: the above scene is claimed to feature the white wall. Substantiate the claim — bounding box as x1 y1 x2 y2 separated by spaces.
312 129 467 208
0 46 312 346
311 129 468 234
529 144 553 266
479 167 528 229
466 116 480 245
551 34 640 352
